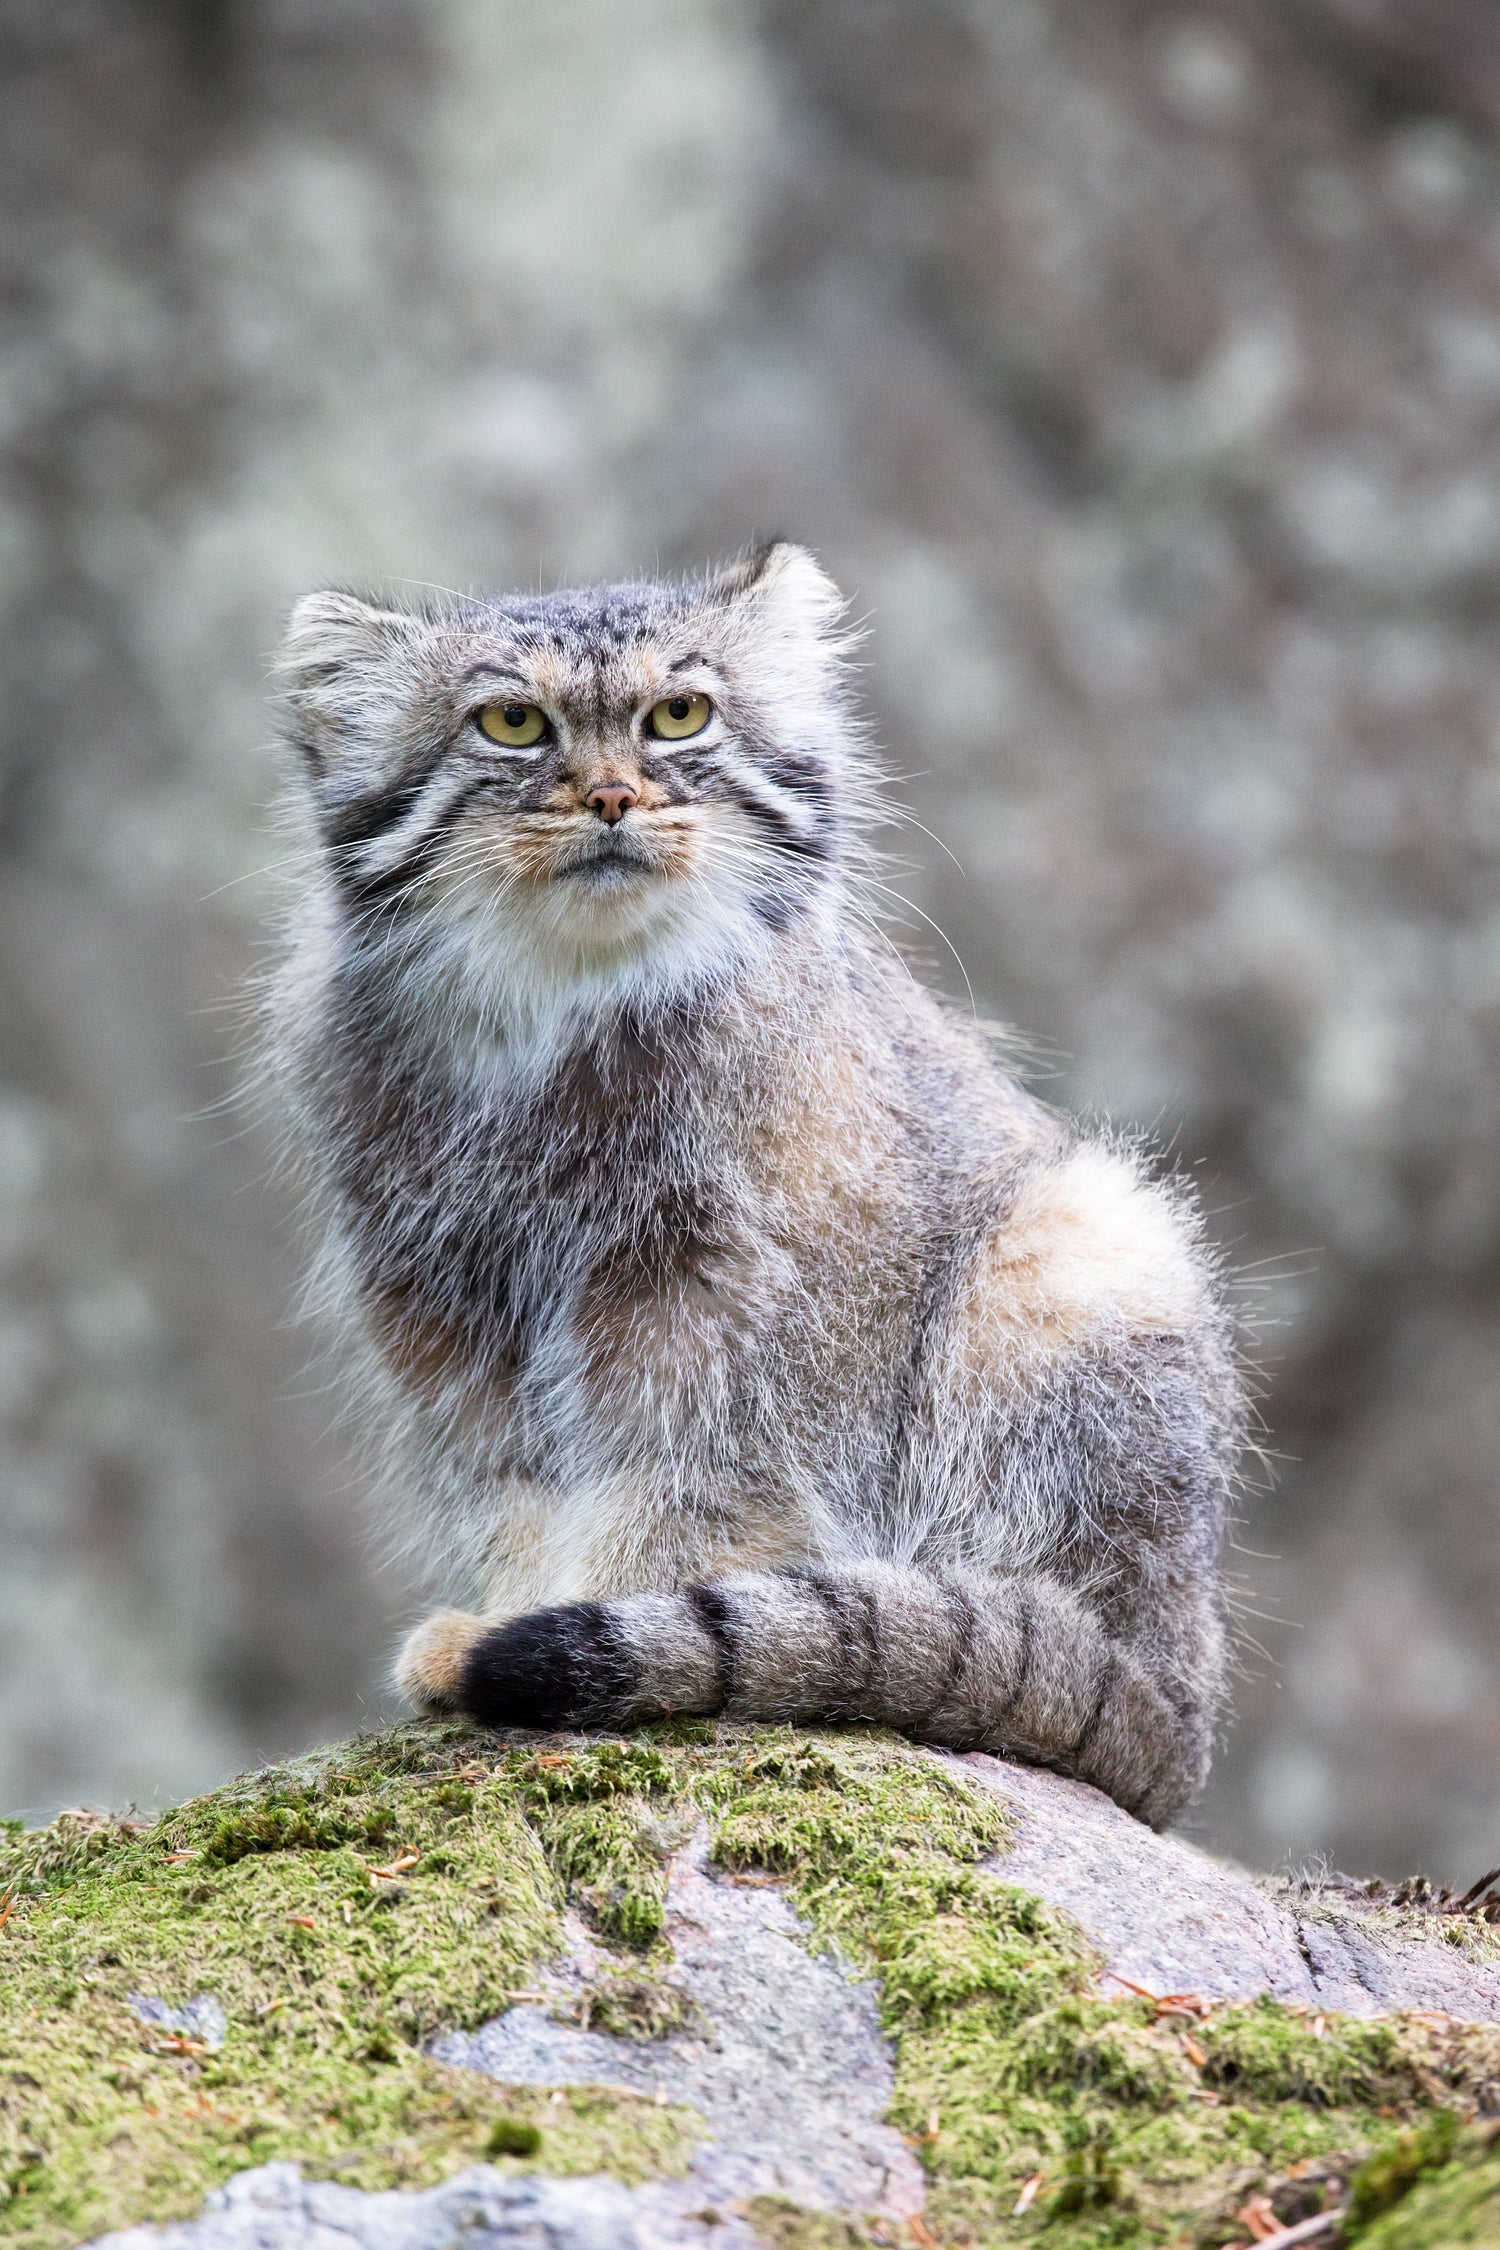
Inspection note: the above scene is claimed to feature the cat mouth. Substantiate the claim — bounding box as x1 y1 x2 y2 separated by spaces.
553 837 665 886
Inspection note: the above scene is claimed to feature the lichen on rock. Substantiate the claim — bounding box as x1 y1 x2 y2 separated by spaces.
2 1722 1499 2249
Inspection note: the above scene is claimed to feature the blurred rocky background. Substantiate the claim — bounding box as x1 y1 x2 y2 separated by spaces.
3 0 1500 1882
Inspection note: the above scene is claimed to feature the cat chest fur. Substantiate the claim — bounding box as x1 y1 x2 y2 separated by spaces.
337 1013 818 1480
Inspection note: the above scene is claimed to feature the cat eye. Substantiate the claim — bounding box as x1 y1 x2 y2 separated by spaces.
476 701 548 749
648 692 713 742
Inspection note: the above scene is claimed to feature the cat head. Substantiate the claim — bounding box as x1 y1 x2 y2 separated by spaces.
277 545 866 999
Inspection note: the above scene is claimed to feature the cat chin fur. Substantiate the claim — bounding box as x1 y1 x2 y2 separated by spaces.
349 855 826 1087
269 548 1242 1828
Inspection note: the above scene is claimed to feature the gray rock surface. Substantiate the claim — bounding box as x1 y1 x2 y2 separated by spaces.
963 1751 1500 2019
435 1826 924 2219
128 1994 228 2050
92 2160 663 2250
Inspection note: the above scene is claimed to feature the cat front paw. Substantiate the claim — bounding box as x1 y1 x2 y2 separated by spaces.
393 1608 488 1713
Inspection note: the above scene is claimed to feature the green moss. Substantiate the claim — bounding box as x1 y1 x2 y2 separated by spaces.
484 2116 542 2159
1347 2109 1463 2230
744 2198 885 2248
512 1739 688 1949
1290 1894 1500 1972
692 1729 1494 2248
0 1723 697 2247
4 1720 1496 2250
1196 1998 1412 2107
564 1968 700 2042
1349 2133 1500 2241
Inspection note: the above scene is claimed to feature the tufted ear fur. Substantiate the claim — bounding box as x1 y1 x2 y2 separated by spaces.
276 590 425 781
278 590 420 686
711 541 845 633
706 542 856 717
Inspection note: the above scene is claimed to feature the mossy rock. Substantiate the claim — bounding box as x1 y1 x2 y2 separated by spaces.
2 1722 1498 2248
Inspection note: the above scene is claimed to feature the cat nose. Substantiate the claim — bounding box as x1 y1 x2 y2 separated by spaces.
585 782 638 824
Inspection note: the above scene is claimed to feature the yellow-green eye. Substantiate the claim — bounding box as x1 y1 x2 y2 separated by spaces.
648 692 712 741
476 701 547 748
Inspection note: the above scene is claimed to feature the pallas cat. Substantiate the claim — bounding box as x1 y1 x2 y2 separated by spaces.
271 544 1240 1826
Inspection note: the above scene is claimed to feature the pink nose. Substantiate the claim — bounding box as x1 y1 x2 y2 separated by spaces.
586 782 638 824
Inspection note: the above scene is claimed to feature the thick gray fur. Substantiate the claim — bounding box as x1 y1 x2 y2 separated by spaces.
268 545 1242 1828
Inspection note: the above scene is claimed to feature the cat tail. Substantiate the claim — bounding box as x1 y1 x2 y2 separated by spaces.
396 1560 1212 1829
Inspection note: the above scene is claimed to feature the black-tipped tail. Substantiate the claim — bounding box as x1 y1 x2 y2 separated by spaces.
460 1601 641 1731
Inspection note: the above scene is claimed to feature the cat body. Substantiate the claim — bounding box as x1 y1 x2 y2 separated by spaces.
272 546 1240 1826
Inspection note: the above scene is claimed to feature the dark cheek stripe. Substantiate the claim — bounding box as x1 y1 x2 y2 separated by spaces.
719 774 841 877
748 888 802 932
723 777 833 866
333 776 495 904
327 770 437 852
759 755 833 808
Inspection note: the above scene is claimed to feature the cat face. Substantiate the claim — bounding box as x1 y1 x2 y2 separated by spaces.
279 545 861 986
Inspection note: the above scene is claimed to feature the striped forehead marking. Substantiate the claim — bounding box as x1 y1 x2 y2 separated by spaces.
462 636 692 723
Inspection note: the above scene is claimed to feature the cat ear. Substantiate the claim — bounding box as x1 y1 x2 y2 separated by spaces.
278 590 420 690
709 541 847 642
277 591 423 778
706 543 855 709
